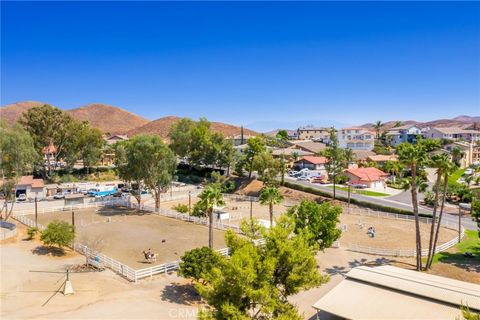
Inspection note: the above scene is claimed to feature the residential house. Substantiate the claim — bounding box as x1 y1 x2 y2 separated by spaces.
424 127 480 142
15 176 45 199
43 144 57 165
105 134 129 145
228 134 256 147
294 156 328 171
367 154 398 166
296 126 331 142
271 148 314 169
386 124 422 146
290 140 326 154
338 127 375 151
443 141 480 168
344 167 389 188
312 265 480 320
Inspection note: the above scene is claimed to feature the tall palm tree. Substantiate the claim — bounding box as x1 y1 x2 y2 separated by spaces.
259 185 284 227
425 153 450 269
384 160 402 183
373 121 384 139
344 148 355 168
197 184 225 249
427 159 457 269
393 121 403 128
397 143 428 271
451 146 464 167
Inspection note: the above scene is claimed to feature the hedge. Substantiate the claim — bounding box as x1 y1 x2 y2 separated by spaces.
282 181 432 218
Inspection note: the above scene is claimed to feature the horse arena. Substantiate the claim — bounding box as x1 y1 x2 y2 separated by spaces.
16 193 462 280
25 206 228 268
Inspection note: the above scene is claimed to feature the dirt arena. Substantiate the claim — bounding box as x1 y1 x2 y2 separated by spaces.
338 213 458 249
25 207 227 268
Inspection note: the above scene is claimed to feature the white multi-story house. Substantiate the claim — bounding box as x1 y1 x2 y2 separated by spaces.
386 125 422 146
338 127 375 151
423 127 480 142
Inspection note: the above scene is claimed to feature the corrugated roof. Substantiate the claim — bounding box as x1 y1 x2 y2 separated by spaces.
313 266 480 319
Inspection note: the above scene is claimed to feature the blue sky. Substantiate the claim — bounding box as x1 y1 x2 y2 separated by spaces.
1 1 479 131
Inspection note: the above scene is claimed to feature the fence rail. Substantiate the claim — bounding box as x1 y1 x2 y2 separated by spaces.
0 221 17 241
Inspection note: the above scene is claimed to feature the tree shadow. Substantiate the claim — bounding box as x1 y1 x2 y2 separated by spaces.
160 282 201 306
436 251 480 273
32 245 66 257
96 206 150 216
324 265 348 276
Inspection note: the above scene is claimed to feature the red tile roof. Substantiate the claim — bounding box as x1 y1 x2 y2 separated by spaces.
345 167 389 182
42 145 57 154
17 175 44 188
296 156 328 165
367 155 398 162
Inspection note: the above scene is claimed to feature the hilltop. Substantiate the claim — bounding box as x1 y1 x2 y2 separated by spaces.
127 116 258 140
361 116 480 131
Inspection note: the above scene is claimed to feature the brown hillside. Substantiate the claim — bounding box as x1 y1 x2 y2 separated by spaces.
362 116 480 131
67 104 149 134
0 101 50 124
128 116 258 141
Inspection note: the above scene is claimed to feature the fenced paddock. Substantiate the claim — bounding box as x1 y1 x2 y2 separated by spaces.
0 221 17 240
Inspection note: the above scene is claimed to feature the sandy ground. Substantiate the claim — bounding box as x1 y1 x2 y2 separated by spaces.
25 208 227 268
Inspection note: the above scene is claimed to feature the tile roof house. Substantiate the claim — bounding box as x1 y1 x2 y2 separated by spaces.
290 140 326 154
424 127 480 142
386 125 422 146
345 167 389 188
338 127 375 151
294 156 328 171
367 154 398 165
15 175 45 199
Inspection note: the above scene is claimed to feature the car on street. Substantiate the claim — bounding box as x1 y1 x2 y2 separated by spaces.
16 194 27 202
350 183 368 189
53 192 65 199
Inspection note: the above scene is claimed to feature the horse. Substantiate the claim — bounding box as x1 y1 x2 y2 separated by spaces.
142 251 158 263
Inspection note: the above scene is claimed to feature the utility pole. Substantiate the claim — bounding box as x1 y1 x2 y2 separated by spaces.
35 195 38 228
188 191 192 214
71 210 75 232
250 199 253 220
458 206 462 243
347 183 351 211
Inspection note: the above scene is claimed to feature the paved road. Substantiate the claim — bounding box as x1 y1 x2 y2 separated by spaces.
285 177 477 230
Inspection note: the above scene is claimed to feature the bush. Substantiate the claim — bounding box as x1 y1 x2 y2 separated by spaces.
27 227 39 240
178 247 222 282
423 191 435 206
173 203 189 213
40 220 75 249
282 180 431 217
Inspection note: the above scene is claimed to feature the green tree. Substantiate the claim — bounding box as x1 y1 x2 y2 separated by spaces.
40 220 75 250
66 122 104 172
397 142 428 270
179 247 222 283
259 185 284 226
471 200 480 239
324 129 346 200
197 184 225 248
393 121 403 128
253 151 281 185
0 122 37 220
287 200 342 250
276 130 288 140
373 120 384 139
19 104 77 177
191 215 327 319
451 146 464 166
115 135 177 209
245 136 266 179
384 160 402 183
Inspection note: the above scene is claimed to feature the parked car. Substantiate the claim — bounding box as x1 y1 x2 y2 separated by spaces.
297 176 310 181
53 192 65 199
465 168 474 175
16 194 27 202
350 183 368 189
311 176 327 184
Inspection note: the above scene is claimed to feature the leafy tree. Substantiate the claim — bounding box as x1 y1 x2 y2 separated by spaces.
471 200 480 239
384 160 402 183
20 104 77 177
0 123 37 220
253 151 280 185
191 215 327 319
373 120 384 139
259 185 284 226
276 130 288 140
40 220 75 250
324 129 346 200
397 142 428 270
245 136 266 178
169 118 195 160
65 122 104 172
451 146 464 166
287 200 342 250
179 247 222 283
196 184 225 248
393 121 403 128
115 135 177 209
417 138 442 152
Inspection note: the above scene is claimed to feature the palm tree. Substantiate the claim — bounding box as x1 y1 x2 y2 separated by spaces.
427 159 457 269
451 146 464 167
373 121 384 139
344 148 355 168
393 121 403 128
259 185 284 227
397 143 428 271
197 184 225 249
425 153 450 269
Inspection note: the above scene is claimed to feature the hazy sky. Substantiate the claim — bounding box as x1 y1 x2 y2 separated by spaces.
1 1 479 130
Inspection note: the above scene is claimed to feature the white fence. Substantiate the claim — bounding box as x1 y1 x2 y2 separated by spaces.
0 222 17 241
341 207 465 257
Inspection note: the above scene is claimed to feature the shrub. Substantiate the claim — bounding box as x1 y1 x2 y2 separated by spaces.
27 227 39 240
173 203 189 214
40 220 75 249
178 247 222 282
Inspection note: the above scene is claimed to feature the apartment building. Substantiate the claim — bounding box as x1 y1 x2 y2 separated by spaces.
296 126 331 142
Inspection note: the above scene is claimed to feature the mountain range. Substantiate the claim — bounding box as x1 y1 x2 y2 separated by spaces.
0 101 257 138
1 101 478 137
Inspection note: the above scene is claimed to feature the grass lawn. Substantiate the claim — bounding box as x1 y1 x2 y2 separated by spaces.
431 229 480 265
330 186 390 197
449 168 466 184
